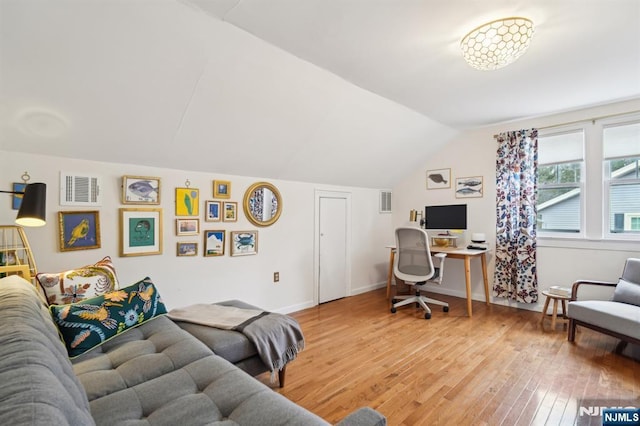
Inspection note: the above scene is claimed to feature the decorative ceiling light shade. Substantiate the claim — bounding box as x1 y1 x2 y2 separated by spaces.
460 17 534 71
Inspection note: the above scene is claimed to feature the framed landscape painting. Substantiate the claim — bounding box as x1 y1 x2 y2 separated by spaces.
177 242 197 257
223 201 238 222
204 230 225 257
119 208 163 257
58 210 101 251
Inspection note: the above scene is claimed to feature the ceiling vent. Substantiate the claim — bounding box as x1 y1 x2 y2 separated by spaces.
379 190 392 213
60 172 102 206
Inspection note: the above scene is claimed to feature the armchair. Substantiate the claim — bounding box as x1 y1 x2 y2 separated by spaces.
567 258 640 353
390 227 449 319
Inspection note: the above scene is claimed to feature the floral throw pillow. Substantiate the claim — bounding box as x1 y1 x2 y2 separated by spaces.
49 277 167 358
36 256 119 305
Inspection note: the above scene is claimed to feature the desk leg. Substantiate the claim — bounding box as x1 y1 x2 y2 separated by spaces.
464 255 472 317
480 253 490 306
386 249 395 300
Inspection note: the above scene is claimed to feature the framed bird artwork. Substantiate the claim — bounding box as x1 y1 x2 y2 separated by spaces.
58 211 101 251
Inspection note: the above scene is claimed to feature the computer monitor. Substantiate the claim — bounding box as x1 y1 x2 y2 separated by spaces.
424 204 467 230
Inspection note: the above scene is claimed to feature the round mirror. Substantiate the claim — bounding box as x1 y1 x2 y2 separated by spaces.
243 182 282 227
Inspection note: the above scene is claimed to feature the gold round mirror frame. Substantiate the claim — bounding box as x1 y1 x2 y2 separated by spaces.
243 182 283 227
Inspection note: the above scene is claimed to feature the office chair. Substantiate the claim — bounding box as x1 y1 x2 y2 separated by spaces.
390 227 449 319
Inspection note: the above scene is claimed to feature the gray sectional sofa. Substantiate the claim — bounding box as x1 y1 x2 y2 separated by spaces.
567 258 640 352
0 275 386 426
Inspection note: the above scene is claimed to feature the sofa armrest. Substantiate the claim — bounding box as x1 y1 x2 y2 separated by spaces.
570 280 617 302
335 407 386 426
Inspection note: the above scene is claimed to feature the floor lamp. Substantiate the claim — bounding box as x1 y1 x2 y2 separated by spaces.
0 183 47 281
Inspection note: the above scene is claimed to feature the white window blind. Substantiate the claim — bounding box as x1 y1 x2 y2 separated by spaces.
603 121 640 159
538 130 584 165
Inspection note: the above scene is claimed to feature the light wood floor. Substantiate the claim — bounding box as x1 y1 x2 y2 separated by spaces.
258 288 639 425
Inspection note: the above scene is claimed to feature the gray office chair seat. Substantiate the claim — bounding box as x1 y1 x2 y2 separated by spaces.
391 227 449 319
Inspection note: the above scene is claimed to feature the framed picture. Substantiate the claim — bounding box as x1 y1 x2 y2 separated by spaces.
230 231 258 256
175 188 199 216
176 218 199 236
223 201 238 222
11 182 26 210
427 168 451 189
204 230 225 257
58 211 101 251
122 175 160 205
213 180 231 199
0 250 19 266
205 200 221 222
119 208 163 257
177 242 198 257
455 176 483 198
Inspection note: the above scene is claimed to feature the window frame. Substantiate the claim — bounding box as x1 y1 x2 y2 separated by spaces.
602 116 640 240
537 128 585 238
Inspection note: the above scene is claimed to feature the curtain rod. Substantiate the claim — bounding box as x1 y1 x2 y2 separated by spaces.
493 109 640 139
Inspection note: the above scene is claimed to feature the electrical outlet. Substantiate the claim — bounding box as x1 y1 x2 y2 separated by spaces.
273 272 280 282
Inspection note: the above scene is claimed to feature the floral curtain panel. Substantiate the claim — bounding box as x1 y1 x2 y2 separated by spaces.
494 129 538 303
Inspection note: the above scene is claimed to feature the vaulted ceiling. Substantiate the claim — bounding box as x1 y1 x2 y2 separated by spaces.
1 0 639 188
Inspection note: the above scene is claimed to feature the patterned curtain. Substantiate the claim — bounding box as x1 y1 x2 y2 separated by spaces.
494 129 538 303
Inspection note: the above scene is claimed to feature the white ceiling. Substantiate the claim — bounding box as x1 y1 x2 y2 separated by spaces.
1 0 639 188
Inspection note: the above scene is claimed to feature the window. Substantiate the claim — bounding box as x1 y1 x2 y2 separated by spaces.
604 120 640 236
537 130 584 234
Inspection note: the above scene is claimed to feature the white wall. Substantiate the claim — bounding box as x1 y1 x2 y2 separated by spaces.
1 151 392 313
393 98 640 312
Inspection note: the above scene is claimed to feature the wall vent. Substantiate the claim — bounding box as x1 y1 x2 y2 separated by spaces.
379 190 392 213
60 173 102 206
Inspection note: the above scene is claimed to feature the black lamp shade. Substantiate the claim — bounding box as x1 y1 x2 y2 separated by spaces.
16 183 47 227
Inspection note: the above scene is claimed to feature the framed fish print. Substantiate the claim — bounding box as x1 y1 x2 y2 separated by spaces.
122 175 160 205
58 211 101 252
205 200 221 222
175 188 199 216
223 201 238 222
119 208 163 257
230 231 258 256
426 168 451 189
177 242 197 257
204 230 225 257
455 176 483 198
213 180 231 199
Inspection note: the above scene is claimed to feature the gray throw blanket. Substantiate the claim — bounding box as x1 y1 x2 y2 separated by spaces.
168 304 305 378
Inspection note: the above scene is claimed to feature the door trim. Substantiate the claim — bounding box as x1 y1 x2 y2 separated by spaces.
314 190 352 306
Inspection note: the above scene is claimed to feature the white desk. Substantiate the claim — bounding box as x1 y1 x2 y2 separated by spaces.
386 245 490 317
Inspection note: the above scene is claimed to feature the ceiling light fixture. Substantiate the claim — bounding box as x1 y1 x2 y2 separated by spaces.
460 17 534 71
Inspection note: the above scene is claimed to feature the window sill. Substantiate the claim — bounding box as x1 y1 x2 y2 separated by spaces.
538 236 640 251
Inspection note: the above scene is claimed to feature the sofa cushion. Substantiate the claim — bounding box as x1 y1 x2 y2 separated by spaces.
72 315 331 426
0 275 95 425
612 279 640 306
50 277 167 358
36 256 119 305
568 300 640 340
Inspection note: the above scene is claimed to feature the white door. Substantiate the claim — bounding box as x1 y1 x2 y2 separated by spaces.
318 195 349 303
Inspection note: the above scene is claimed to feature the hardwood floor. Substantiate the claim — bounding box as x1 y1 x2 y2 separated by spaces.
257 288 639 425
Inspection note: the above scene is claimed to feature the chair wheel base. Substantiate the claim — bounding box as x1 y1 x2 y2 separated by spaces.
443 306 449 312
425 312 431 319
390 307 397 314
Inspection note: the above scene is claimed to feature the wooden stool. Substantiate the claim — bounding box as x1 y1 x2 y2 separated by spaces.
540 290 570 329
